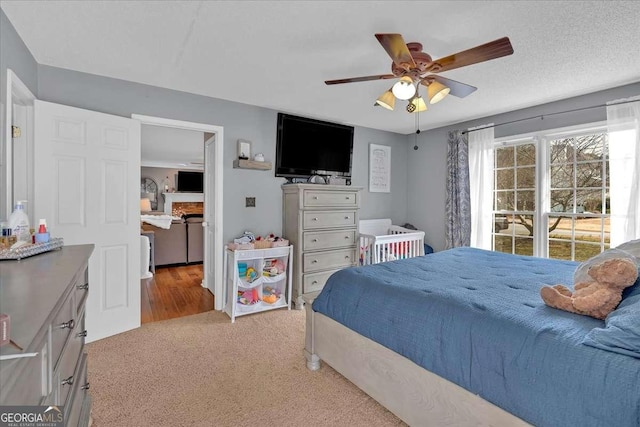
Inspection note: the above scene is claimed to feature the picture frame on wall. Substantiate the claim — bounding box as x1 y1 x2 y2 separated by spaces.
369 143 391 193
237 139 252 160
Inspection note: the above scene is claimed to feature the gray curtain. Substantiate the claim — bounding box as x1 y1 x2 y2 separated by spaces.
445 130 471 249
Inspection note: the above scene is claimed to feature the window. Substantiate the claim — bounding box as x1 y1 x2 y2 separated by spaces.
492 124 610 261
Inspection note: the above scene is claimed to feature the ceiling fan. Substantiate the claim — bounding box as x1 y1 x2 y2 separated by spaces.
325 33 514 113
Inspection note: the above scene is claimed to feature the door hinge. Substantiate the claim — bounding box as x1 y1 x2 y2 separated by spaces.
12 126 21 138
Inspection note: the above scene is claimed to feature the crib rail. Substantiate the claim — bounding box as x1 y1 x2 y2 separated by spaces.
359 229 425 265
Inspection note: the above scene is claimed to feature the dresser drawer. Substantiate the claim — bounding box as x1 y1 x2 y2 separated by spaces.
51 295 76 371
303 269 341 293
303 248 356 273
65 353 88 427
303 229 356 251
303 190 358 208
54 314 85 406
303 210 356 230
73 268 89 317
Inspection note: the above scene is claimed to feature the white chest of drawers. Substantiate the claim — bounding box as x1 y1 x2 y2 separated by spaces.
282 184 362 308
0 244 94 427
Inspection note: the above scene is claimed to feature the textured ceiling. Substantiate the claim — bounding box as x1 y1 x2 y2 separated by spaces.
3 1 640 134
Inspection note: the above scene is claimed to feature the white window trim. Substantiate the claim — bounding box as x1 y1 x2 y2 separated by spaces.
493 121 608 259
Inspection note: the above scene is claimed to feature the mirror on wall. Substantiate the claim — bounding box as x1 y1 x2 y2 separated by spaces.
3 70 37 223
140 177 158 211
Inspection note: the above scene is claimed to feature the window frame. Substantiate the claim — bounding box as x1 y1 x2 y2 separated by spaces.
492 121 609 260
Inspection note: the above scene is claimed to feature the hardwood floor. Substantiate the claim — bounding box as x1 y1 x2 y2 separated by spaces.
141 263 214 324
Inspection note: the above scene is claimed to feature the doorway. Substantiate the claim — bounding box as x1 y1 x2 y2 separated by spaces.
132 114 224 320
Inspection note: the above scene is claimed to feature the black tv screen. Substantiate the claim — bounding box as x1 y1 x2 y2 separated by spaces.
275 113 354 179
177 171 203 192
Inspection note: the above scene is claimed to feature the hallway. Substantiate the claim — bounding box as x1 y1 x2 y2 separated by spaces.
141 264 214 324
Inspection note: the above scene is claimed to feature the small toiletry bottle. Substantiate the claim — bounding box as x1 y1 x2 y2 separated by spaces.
0 222 8 249
1 226 16 248
9 200 31 243
35 219 50 244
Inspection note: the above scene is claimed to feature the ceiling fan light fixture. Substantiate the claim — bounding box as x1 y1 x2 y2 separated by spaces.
375 89 395 110
407 96 427 113
428 80 451 104
391 76 416 100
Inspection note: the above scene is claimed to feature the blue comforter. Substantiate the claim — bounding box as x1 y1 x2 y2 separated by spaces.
312 247 640 427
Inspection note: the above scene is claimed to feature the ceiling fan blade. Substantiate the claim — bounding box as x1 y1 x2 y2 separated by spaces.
375 33 416 70
325 74 396 85
422 75 477 98
431 37 514 73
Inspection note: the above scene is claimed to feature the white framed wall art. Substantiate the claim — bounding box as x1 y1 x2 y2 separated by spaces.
369 143 391 193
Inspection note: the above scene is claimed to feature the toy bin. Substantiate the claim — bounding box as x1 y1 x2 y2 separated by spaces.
236 285 263 312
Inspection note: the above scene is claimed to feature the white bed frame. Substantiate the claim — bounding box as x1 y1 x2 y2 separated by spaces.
303 295 531 426
359 219 425 265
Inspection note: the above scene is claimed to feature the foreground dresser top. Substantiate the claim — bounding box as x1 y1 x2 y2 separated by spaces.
0 244 94 354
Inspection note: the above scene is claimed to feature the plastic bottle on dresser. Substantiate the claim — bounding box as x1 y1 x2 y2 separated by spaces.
9 200 31 243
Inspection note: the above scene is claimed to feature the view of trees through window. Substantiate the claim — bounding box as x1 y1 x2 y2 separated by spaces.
493 130 610 261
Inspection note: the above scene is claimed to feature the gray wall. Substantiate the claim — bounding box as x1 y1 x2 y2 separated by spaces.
0 7 38 219
408 82 640 252
37 65 408 244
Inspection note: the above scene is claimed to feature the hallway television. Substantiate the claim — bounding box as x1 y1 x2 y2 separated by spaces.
176 171 203 192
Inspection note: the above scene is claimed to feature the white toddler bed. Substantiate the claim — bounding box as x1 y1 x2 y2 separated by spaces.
359 219 425 265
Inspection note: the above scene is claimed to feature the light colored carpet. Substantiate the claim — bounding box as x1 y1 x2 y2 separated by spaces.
86 308 405 427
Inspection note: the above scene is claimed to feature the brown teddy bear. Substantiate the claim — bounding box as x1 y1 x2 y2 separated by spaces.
540 258 639 320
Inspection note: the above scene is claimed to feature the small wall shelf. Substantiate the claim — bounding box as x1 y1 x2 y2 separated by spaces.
233 159 272 170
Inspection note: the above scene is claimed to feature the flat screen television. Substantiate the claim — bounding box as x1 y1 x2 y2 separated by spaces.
176 171 203 192
275 113 354 181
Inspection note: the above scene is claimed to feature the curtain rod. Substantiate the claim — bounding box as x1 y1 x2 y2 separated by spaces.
461 98 639 135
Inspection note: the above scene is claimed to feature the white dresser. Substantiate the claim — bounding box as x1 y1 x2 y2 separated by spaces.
282 184 362 308
0 245 94 427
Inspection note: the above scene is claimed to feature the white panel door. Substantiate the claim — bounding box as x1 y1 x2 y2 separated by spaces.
34 100 141 343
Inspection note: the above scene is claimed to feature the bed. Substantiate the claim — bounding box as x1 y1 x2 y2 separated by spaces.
359 219 426 265
304 247 640 427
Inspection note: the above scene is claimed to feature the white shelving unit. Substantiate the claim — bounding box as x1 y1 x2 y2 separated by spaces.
224 245 293 322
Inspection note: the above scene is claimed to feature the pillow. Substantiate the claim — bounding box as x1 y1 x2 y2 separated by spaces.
582 292 640 358
616 238 640 260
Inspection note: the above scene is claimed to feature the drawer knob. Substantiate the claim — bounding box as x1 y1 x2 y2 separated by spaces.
312 239 318 242
344 235 350 239
60 319 75 330
312 260 318 264
81 382 90 391
312 217 318 221
76 330 88 338
344 216 350 220
345 196 350 199
61 376 74 386
313 196 318 200
345 255 350 259
312 280 318 285
77 283 89 290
